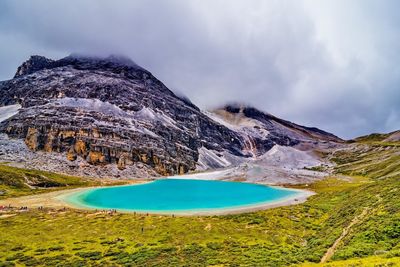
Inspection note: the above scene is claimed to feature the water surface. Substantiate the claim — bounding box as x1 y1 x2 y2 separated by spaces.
64 179 302 213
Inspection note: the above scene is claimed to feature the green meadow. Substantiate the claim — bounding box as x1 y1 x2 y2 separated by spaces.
1 138 400 266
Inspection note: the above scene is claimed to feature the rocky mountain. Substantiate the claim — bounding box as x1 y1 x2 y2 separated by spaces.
207 104 340 155
0 54 341 178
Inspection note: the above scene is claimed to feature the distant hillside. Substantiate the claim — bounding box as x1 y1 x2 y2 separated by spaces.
353 130 400 143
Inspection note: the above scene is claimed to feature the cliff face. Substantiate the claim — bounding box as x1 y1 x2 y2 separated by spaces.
0 54 341 177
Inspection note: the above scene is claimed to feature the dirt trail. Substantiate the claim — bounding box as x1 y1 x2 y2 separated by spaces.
320 207 369 263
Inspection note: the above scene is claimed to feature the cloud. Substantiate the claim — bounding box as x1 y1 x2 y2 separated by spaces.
0 0 399 138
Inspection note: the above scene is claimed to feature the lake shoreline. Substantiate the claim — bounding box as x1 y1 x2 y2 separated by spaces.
0 177 315 216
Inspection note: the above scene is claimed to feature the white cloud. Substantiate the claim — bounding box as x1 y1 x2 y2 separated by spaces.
0 0 399 138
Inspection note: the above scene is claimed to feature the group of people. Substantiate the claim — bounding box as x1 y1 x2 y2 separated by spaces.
0 204 21 210
94 209 118 214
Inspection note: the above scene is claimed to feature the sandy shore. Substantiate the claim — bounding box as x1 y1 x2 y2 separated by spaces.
0 181 315 216
0 187 99 210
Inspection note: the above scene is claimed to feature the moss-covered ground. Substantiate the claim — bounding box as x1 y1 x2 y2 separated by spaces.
0 138 400 266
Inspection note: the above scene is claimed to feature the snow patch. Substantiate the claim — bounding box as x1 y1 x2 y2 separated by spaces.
56 98 126 117
196 147 232 170
204 110 270 139
134 107 156 120
134 107 179 129
172 168 239 180
0 104 21 123
257 145 321 168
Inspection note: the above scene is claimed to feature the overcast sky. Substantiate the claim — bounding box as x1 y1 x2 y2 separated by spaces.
0 0 399 139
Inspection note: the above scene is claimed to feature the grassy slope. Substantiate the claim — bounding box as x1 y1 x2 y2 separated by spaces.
0 164 133 200
299 256 400 267
0 164 97 200
325 140 400 263
0 138 400 266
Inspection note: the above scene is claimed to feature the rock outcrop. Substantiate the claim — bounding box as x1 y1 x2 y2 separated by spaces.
14 55 54 78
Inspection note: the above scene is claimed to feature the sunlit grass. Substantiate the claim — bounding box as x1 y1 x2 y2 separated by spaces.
1 138 400 266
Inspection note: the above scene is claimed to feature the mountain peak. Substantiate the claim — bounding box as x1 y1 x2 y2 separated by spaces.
218 103 273 118
14 55 54 78
13 53 146 79
213 103 341 143
65 53 143 69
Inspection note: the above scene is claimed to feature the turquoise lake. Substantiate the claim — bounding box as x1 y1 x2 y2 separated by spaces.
64 179 301 213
